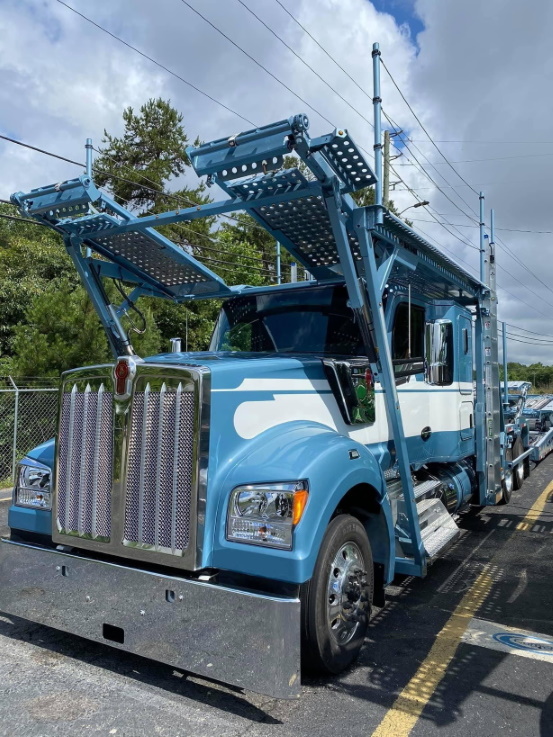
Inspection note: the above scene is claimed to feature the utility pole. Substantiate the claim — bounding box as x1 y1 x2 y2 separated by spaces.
383 130 390 208
85 138 93 259
479 192 486 283
372 42 383 224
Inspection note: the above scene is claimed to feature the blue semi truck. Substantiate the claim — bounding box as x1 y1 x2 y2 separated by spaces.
0 113 540 698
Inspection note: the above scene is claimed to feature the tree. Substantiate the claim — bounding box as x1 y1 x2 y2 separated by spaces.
11 279 161 376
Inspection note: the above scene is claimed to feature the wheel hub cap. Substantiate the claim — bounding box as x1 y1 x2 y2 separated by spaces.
327 542 369 644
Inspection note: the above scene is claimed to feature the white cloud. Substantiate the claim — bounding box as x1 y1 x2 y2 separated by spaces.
1 0 552 362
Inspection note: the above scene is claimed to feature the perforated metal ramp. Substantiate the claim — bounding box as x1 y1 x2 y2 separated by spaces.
12 177 232 299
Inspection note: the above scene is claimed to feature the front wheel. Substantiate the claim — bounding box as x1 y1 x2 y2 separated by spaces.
301 514 373 674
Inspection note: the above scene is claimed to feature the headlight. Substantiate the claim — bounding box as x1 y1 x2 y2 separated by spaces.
226 481 309 550
15 462 52 509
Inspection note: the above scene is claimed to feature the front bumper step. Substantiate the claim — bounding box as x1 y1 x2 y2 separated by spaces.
0 539 301 699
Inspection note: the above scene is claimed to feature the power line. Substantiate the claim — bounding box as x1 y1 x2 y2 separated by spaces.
398 151 553 165
0 136 276 277
506 335 553 346
273 0 371 103
380 58 480 198
382 109 480 225
177 0 336 128
506 322 553 339
234 0 374 129
506 332 553 344
55 0 257 127
409 139 553 144
410 217 553 235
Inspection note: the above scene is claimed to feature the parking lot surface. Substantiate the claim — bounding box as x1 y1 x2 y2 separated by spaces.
1 460 552 737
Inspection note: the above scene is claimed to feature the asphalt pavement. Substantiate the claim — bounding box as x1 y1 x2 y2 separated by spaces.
1 461 552 737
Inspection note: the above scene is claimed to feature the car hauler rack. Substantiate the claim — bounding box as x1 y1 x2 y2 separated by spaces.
523 393 553 461
1 49 549 700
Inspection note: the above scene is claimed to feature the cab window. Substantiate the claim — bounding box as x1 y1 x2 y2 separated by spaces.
392 302 425 376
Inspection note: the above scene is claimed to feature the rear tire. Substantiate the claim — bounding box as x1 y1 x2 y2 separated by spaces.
512 438 525 491
301 514 373 675
499 466 513 505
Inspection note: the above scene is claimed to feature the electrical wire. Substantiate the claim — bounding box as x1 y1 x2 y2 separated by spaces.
177 0 335 128
382 109 480 224
55 0 257 127
380 58 479 198
234 0 374 129
505 322 553 339
273 0 371 102
0 130 278 272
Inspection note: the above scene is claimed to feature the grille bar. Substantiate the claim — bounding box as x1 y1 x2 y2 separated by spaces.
124 382 195 555
58 382 113 540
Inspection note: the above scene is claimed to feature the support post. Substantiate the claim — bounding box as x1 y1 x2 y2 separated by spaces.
479 192 485 283
354 209 425 574
502 321 508 406
85 138 93 258
290 262 297 283
383 129 390 208
372 42 383 224
276 241 281 285
9 376 19 484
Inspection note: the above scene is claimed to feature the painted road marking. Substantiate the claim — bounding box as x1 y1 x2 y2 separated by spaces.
462 618 553 663
516 479 553 532
370 477 553 737
370 565 495 737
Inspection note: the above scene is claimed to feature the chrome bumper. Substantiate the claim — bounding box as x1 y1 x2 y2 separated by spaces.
0 539 301 699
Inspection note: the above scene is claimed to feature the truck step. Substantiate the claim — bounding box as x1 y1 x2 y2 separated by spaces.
397 497 460 560
417 498 460 558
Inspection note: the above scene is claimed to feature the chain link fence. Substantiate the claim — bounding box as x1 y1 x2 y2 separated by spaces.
0 377 59 486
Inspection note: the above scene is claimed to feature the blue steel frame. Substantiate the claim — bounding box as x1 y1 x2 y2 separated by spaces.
12 109 491 577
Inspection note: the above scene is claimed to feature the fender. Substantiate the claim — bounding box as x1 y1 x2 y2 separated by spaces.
208 420 394 585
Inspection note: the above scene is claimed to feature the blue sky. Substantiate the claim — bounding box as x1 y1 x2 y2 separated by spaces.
370 0 424 41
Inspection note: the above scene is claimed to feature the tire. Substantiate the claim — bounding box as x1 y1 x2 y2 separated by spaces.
499 466 513 505
301 514 373 675
512 438 525 491
523 456 531 479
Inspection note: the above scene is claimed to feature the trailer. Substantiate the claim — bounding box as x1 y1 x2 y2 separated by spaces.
1 91 550 698
522 392 553 461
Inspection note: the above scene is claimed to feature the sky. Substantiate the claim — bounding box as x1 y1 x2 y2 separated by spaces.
1 0 552 363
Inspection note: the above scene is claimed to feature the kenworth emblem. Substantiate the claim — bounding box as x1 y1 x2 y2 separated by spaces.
113 356 141 400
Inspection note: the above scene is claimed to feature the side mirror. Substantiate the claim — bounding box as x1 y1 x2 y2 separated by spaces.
425 320 454 386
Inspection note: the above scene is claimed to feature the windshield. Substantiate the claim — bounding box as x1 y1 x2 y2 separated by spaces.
210 285 365 356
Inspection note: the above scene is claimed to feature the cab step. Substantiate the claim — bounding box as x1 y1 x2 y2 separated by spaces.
416 498 460 558
397 497 460 560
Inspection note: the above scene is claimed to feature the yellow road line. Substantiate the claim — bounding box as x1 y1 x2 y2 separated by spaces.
0 498 10 505
370 566 494 737
516 479 553 531
371 476 553 737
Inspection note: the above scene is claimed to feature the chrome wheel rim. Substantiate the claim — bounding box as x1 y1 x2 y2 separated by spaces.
327 541 369 645
515 463 524 486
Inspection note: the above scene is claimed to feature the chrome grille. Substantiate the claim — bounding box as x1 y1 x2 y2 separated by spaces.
124 383 195 555
57 384 113 539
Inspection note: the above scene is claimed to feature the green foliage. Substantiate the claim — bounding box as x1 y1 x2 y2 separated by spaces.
94 98 194 211
500 362 553 393
0 204 75 360
11 279 161 376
